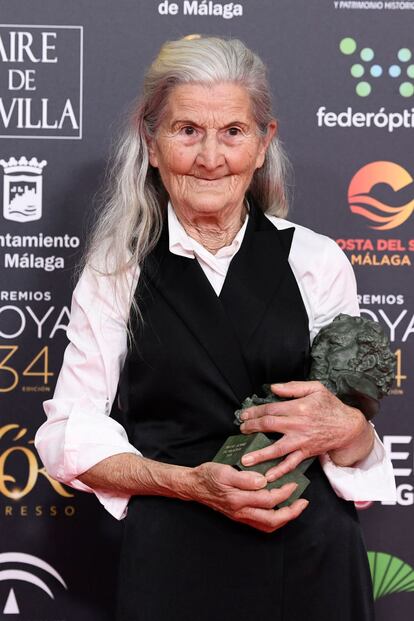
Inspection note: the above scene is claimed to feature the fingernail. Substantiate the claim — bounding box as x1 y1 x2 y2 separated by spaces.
242 455 254 466
239 412 248 421
254 476 264 486
287 482 298 490
240 423 246 432
267 470 283 483
271 383 284 388
299 500 309 509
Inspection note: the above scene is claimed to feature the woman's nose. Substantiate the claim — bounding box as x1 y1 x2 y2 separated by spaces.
195 132 225 170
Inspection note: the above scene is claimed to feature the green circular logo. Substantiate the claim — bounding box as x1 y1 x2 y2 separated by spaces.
340 37 357 55
356 81 371 97
398 48 412 62
400 82 414 97
351 64 364 78
406 64 414 79
360 48 374 62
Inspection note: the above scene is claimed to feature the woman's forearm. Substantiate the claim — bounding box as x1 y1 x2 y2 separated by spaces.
77 453 309 532
78 453 196 500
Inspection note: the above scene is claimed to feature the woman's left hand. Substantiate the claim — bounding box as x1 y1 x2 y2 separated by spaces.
239 381 375 482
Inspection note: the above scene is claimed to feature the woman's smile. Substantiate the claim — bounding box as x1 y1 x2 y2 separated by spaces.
189 175 228 185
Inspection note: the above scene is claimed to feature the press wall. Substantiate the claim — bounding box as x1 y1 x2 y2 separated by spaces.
0 2 413 619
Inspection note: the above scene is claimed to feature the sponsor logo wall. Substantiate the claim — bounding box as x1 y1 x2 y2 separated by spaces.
0 2 412 619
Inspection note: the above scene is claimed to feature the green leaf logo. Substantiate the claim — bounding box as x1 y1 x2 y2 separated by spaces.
368 551 414 600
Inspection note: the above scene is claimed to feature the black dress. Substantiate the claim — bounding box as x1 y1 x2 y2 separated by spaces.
115 202 374 621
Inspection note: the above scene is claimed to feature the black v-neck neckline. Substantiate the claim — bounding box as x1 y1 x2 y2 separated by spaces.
139 200 295 403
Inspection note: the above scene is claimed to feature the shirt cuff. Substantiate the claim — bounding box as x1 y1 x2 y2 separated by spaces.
319 425 397 502
67 479 132 520
63 445 140 520
63 406 142 520
37 396 142 520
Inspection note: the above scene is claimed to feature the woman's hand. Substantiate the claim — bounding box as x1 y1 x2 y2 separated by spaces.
189 461 309 533
77 453 309 533
238 381 375 482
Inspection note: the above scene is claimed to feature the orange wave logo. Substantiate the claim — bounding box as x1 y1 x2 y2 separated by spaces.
348 161 414 230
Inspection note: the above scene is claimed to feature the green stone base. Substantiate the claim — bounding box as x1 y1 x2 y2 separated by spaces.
213 432 312 508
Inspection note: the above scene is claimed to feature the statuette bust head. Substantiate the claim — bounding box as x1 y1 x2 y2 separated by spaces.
309 314 396 419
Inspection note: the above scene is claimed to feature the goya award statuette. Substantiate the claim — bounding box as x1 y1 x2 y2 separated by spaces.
213 314 396 507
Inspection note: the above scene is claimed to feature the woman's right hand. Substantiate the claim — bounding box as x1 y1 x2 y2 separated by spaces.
188 461 309 533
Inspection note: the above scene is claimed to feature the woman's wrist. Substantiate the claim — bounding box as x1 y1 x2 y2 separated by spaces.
132 457 198 501
78 453 198 501
327 413 375 467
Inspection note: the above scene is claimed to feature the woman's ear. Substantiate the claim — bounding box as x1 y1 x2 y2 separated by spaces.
255 119 278 169
147 138 159 168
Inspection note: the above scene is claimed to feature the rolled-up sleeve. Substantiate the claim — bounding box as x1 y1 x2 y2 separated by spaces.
34 264 141 520
286 224 397 503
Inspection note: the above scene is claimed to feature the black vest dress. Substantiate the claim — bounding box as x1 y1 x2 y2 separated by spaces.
115 203 374 621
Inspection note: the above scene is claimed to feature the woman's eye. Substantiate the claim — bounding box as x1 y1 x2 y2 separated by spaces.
182 126 197 136
227 127 241 136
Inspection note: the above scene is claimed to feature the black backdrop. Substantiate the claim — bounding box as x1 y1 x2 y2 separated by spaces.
0 1 413 619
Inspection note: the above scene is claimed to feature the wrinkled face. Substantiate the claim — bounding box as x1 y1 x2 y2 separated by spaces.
147 82 277 218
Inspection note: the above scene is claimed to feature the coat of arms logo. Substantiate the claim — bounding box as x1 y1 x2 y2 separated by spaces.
0 157 47 223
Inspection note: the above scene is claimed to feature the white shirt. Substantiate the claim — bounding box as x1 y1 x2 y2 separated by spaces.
34 203 397 519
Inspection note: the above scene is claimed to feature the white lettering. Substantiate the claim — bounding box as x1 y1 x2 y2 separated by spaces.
0 305 26 338
383 435 412 476
26 306 55 339
316 106 414 132
0 98 79 130
49 307 70 338
0 30 58 63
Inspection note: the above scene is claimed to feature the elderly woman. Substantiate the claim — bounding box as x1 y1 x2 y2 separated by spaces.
35 36 396 621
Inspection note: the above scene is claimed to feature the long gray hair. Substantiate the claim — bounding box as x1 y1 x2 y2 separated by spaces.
84 36 290 321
